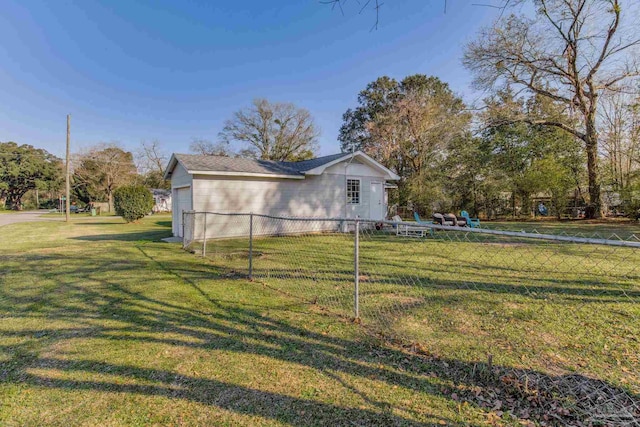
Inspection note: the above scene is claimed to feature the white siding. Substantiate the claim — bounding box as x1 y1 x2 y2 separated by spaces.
170 163 193 236
171 163 192 188
324 159 384 178
172 187 192 237
184 157 392 239
192 174 344 217
324 160 388 220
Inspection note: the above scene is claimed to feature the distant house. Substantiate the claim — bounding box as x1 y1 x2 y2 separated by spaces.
150 189 172 213
163 151 400 237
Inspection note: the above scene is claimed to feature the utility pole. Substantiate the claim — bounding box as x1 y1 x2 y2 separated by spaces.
65 115 71 222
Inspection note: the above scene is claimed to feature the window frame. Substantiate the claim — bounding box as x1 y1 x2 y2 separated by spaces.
346 178 361 205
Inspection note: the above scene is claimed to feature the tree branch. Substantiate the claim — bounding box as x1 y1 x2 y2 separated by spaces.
585 0 620 83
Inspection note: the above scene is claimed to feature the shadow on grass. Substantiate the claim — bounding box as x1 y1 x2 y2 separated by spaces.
1 244 638 425
70 219 172 242
72 231 172 242
246 265 640 302
72 219 171 228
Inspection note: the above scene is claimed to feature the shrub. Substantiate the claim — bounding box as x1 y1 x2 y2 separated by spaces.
39 199 58 210
113 185 154 223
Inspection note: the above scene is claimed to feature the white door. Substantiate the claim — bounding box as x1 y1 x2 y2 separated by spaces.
370 182 384 220
174 187 191 237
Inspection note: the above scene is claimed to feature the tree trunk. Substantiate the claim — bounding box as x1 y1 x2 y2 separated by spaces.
472 179 478 217
108 192 113 213
7 190 24 210
584 114 602 219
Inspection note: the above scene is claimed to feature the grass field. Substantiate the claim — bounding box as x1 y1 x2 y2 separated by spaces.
488 219 640 240
194 217 640 423
1 216 639 425
0 216 499 426
198 220 640 385
39 211 119 217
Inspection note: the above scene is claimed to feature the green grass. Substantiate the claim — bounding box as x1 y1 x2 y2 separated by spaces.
39 211 119 218
0 216 498 426
1 216 638 426
198 222 640 395
487 219 640 240
38 211 68 217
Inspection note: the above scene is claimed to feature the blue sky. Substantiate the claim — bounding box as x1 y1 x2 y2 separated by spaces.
0 0 507 159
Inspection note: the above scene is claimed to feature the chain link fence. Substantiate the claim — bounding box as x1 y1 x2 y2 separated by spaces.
183 211 640 425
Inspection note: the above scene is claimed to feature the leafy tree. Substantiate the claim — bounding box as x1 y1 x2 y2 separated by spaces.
445 133 499 217
339 76 399 153
113 185 154 223
0 142 62 210
527 157 576 218
73 144 137 212
339 74 470 212
463 0 640 217
219 99 319 161
480 90 584 217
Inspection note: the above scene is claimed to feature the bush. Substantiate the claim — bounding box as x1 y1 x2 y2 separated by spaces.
113 185 154 223
39 199 58 210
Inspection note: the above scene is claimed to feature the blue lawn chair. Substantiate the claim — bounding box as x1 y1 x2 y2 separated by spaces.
414 212 430 224
408 212 434 237
413 212 436 237
460 210 480 228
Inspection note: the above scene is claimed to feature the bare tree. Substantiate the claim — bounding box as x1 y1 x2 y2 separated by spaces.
463 0 640 217
137 140 166 174
321 1 512 29
219 99 319 162
136 140 169 189
189 138 231 157
321 0 382 30
600 92 640 191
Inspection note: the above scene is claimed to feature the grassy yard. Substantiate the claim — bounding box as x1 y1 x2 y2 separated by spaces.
39 211 119 217
0 215 503 426
1 216 638 425
195 218 640 422
486 219 640 240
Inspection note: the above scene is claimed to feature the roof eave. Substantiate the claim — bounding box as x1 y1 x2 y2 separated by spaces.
163 154 179 180
190 171 305 180
304 151 400 181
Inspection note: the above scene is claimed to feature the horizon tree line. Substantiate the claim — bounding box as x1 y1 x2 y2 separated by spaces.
2 79 639 217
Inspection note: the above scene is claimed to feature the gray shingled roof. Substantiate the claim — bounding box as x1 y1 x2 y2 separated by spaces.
280 152 347 172
174 152 349 176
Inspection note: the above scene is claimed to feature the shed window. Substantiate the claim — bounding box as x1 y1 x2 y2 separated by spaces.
347 179 360 204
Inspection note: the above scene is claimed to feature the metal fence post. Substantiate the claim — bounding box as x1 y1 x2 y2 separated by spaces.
354 219 360 320
182 210 185 248
202 212 207 257
249 213 253 280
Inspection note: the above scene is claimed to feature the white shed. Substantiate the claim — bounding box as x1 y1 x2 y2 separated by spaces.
163 151 400 237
